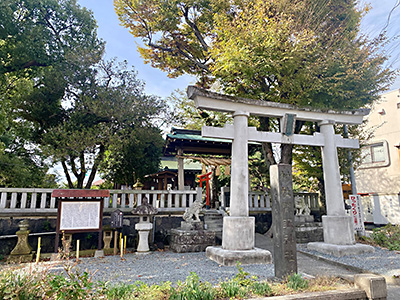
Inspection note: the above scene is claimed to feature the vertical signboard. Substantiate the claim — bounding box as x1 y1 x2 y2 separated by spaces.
350 194 365 235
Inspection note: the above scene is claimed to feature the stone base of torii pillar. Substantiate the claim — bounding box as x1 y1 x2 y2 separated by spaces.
307 215 374 257
206 217 272 266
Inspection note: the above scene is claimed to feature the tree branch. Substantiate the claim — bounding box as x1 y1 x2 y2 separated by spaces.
181 5 209 52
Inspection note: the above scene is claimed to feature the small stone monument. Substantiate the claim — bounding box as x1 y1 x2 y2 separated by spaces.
103 225 113 250
132 197 157 253
62 233 73 253
170 197 216 253
8 220 33 263
294 195 323 243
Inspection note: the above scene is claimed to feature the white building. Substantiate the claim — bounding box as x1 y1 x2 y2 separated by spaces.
355 88 400 224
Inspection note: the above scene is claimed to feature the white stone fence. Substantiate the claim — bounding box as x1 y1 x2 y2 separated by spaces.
220 187 319 212
0 187 319 216
0 188 202 216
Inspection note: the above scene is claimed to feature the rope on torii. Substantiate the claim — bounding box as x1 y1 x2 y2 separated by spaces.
176 155 231 175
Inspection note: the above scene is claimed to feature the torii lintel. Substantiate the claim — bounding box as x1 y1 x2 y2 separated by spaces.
187 86 370 125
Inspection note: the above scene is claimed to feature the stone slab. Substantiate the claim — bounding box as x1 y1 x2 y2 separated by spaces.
249 289 366 299
295 225 324 244
94 250 104 258
206 246 272 266
354 274 387 300
181 221 204 231
270 164 297 278
170 229 216 253
307 242 375 257
295 215 314 223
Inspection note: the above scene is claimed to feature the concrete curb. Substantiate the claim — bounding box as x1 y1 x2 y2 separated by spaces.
250 288 366 300
297 250 366 274
298 249 400 286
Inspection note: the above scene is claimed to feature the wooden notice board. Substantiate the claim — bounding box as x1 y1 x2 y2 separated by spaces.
53 189 109 253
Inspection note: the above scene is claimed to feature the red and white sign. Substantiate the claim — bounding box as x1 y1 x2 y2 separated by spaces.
350 194 365 234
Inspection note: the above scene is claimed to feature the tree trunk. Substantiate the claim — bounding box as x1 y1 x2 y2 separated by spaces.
61 160 74 188
85 145 106 189
259 117 276 165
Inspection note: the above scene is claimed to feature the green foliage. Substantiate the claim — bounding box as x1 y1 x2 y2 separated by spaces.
45 268 95 300
116 0 395 187
286 273 309 291
250 281 273 296
371 224 400 251
100 126 165 186
114 0 232 87
169 90 233 130
218 263 259 298
105 283 135 299
219 280 247 298
233 262 258 286
170 272 215 300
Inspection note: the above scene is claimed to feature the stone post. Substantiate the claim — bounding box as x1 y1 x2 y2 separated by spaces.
270 164 297 278
177 148 185 190
319 120 355 245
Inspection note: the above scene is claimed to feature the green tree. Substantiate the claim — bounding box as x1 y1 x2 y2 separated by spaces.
1 0 168 189
116 0 394 188
100 126 165 186
0 0 104 188
39 59 168 188
114 0 234 87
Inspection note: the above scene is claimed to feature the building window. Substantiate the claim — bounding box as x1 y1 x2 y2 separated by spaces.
360 141 390 168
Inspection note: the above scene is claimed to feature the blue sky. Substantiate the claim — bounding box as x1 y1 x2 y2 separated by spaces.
78 0 400 97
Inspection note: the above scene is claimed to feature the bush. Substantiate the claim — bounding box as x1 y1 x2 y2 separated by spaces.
371 224 400 250
286 273 309 291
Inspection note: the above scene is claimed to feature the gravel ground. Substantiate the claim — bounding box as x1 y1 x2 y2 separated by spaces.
297 244 400 278
44 242 400 287
49 251 275 286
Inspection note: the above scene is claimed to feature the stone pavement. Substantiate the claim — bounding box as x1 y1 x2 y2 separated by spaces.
254 233 400 300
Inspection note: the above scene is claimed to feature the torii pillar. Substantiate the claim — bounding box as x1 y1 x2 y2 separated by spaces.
206 111 273 266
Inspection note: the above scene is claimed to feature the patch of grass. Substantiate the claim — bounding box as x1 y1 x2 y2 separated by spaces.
0 261 352 299
250 281 273 296
286 273 309 291
170 272 215 300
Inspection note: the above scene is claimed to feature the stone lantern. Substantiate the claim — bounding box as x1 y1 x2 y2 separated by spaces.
8 220 33 263
132 197 157 252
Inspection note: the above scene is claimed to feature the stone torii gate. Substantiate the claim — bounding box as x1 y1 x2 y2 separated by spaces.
187 86 374 266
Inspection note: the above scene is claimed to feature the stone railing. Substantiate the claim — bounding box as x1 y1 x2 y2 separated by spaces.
0 188 202 216
0 187 319 216
219 187 319 213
